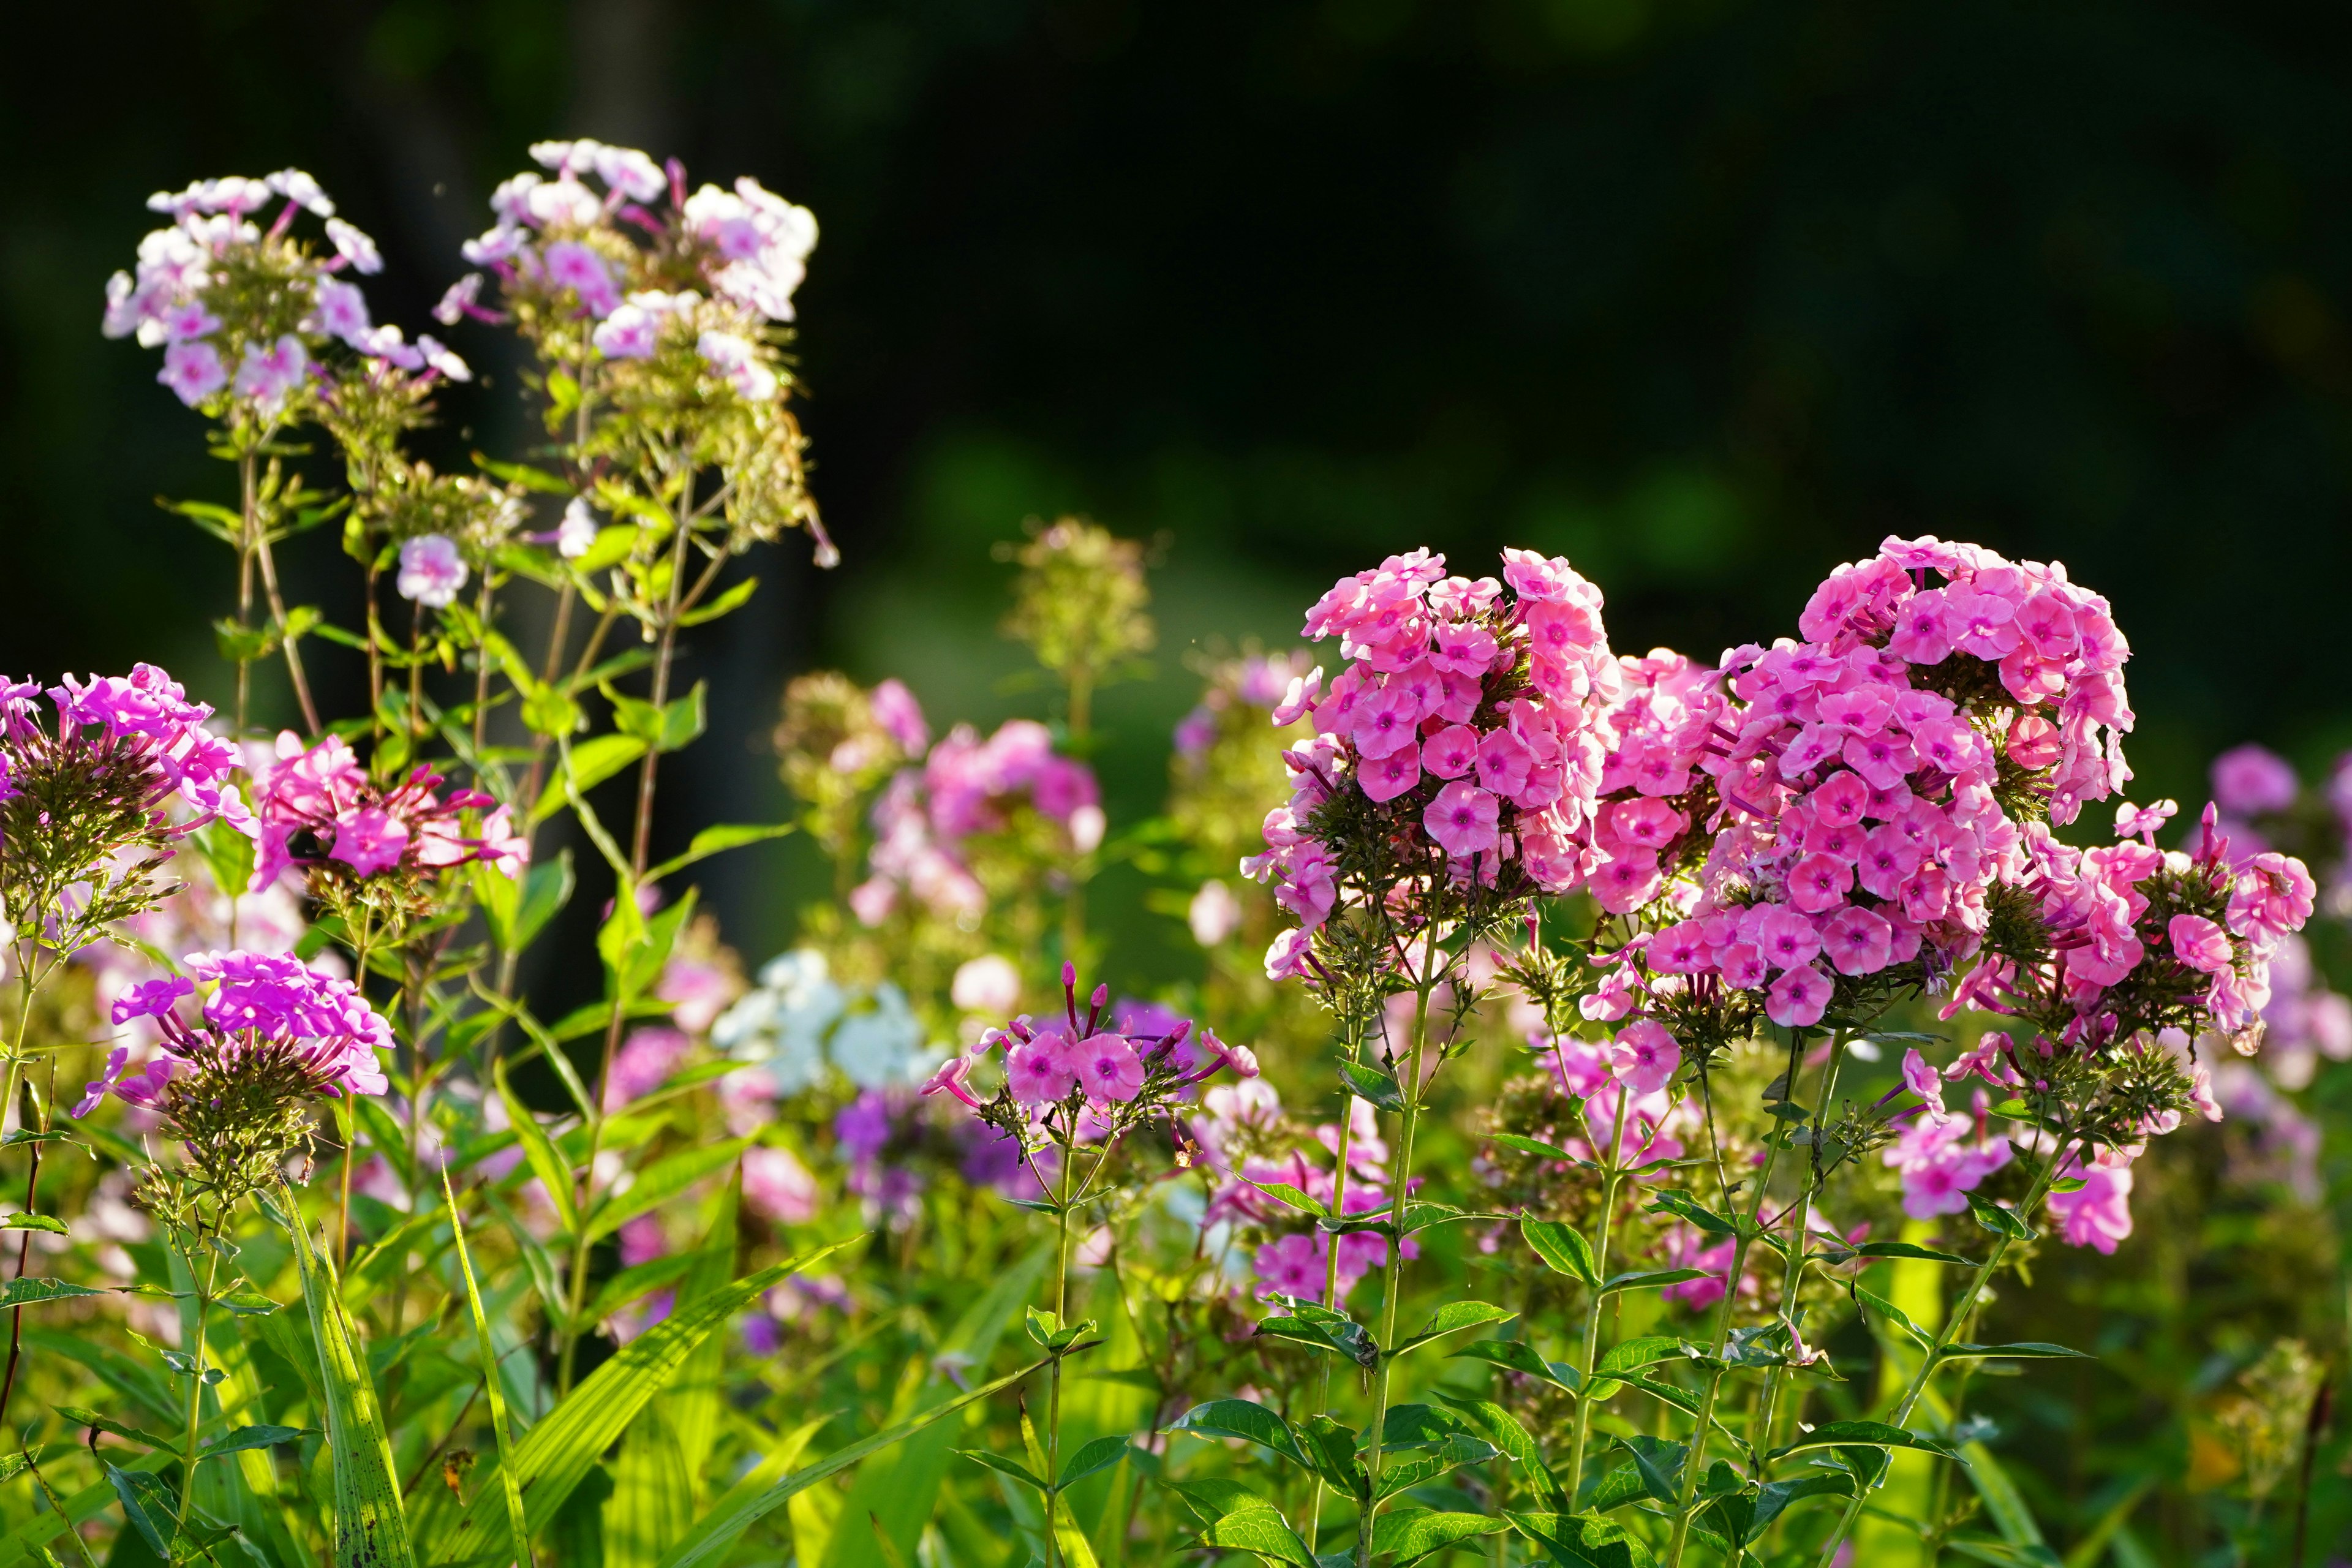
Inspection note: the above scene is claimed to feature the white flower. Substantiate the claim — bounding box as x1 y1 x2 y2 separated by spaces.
434 273 483 326
266 168 335 217
309 279 371 346
325 217 383 275
1188 880 1242 947
396 534 468 609
831 984 924 1089
417 334 471 381
951 955 1022 1015
557 497 598 559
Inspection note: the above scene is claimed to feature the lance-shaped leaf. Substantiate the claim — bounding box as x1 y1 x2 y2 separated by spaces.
1616 1435 1687 1506
1818 1239 1977 1267
1169 1398 1313 1469
431 1241 854 1564
1598 1267 1711 1295
1374 1434 1502 1500
1767 1420 1961 1463
955 1448 1046 1493
1257 1312 1378 1368
283 1208 417 1568
1751 1471 1855 1536
1372 1507 1510 1564
1200 1504 1319 1567
1161 1477 1277 1529
1449 1338 1581 1395
1521 1219 1600 1286
1336 1059 1404 1112
1057 1435 1134 1491
53 1404 178 1452
1594 1336 1695 1377
1646 1189 1743 1237
1298 1412 1371 1500
1942 1341 2091 1361
1966 1188 2036 1240
1507 1510 1659 1568
493 1060 579 1239
1854 1283 1934 1351
203 1423 309 1457
1489 1134 1591 1165
1390 1299 1517 1358
108 1465 178 1558
650 1355 1048 1568
0 1279 108 1310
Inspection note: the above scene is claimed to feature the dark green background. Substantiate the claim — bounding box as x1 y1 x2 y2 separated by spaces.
7 0 2351 969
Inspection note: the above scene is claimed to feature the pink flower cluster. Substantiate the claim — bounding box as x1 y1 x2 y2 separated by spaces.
854 717 1103 925
1173 650 1315 760
924 968 1255 1141
1250 548 1623 979
1949 805 2313 1050
1588 537 2138 1031
1537 1022 1692 1166
1882 1048 2014 1220
457 138 816 365
104 169 466 409
249 731 526 889
1196 1087 1411 1304
75 948 394 1115
1 665 252 837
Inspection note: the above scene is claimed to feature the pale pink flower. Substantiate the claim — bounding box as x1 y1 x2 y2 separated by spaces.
396 533 468 609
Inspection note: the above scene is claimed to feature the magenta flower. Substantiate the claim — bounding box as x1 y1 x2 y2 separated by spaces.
1073 1033 1144 1103
1609 1019 1680 1095
2211 743 2299 817
1765 963 1831 1028
1424 781 1500 859
232 334 309 415
157 339 227 405
2045 1151 2135 1253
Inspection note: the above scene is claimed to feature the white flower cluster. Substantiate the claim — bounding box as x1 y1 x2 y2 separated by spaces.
713 948 939 1094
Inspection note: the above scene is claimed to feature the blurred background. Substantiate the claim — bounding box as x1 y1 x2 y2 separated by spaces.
7 0 2352 974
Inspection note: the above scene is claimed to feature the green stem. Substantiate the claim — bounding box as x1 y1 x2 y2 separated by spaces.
1807 1137 2075 1568
1562 1084 1633 1501
1047 1135 1078 1568
1663 1058 1792 1568
1751 1032 1847 1463
176 1242 225 1526
1303 1076 1356 1554
1358 956 1439 1568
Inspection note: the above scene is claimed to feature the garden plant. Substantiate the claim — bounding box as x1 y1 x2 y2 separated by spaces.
0 142 2343 1567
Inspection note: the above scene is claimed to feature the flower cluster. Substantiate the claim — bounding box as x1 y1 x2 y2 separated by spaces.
104 170 466 415
1882 1048 2015 1220
923 965 1256 1156
773 673 930 870
1250 548 1621 982
77 951 392 1210
452 138 824 559
1194 1082 1411 1304
714 948 936 1098
1603 536 2138 1034
247 731 526 891
853 719 1103 925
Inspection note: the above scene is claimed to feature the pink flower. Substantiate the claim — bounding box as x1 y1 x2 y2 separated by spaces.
951 955 1022 1014
328 806 410 877
1820 905 1893 975
1006 1036 1077 1104
2211 744 2298 816
870 679 930 755
2166 913 2233 976
1754 907 1822 971
232 334 308 415
1423 782 1500 859
2113 798 2177 845
157 339 228 405
1353 682 1423 758
1272 666 1324 726
1901 1048 1947 1113
743 1144 820 1225
2046 1152 2134 1253
1073 1032 1144 1102
1423 723 1479 778
1765 963 1831 1028
1787 851 1854 914
1359 743 1422 803
1610 1020 1680 1095
396 533 469 609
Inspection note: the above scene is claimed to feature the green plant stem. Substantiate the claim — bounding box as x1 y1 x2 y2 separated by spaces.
0 962 50 1432
1807 1136 2075 1568
176 1241 225 1527
1663 1060 1793 1568
1562 1084 1633 1502
1046 1135 1076 1568
1751 1032 1847 1464
1357 954 1439 1568
1302 1074 1357 1553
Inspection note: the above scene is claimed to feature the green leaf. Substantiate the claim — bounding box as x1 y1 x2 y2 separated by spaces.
1854 1283 1935 1351
1430 1391 1543 1468
53 1404 178 1452
645 822 795 884
1257 1311 1379 1367
956 1448 1047 1493
1615 1435 1687 1505
1522 1219 1601 1286
1169 1398 1311 1469
443 1170 531 1568
1966 1189 2036 1240
1943 1341 2090 1361
433 1241 857 1564
657 681 708 752
677 576 760 627
1200 1505 1319 1567
650 1354 1050 1568
1371 1508 1510 1564
1751 1472 1855 1536
202 1424 309 1457
534 733 647 824
1449 1338 1581 1395
1390 1299 1517 1357
473 454 575 494
494 1060 580 1240
0 1278 108 1310
107 1464 177 1556
1056 1435 1134 1490
1767 1420 1959 1463
1960 1439 2048 1551
1373 1434 1502 1499
1598 1267 1711 1295
582 1253 703 1327
1835 1240 1978 1266
281 1207 417 1568
0 1215 67 1236
1595 1336 1691 1377
1244 1180 1329 1219
1335 1058 1404 1112
1295 1413 1370 1499
1162 1477 1277 1528
1646 1189 1743 1237
1507 1510 1659 1568
1490 1134 1586 1164
586 1139 752 1242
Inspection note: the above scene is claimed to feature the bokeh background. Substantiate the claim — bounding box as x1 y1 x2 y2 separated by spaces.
7 0 2352 987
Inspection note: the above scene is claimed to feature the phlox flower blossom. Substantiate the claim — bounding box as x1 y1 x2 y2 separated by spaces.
157 339 227 406
396 533 468 608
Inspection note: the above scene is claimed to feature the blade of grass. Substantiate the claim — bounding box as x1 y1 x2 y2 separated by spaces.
443 1168 532 1568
